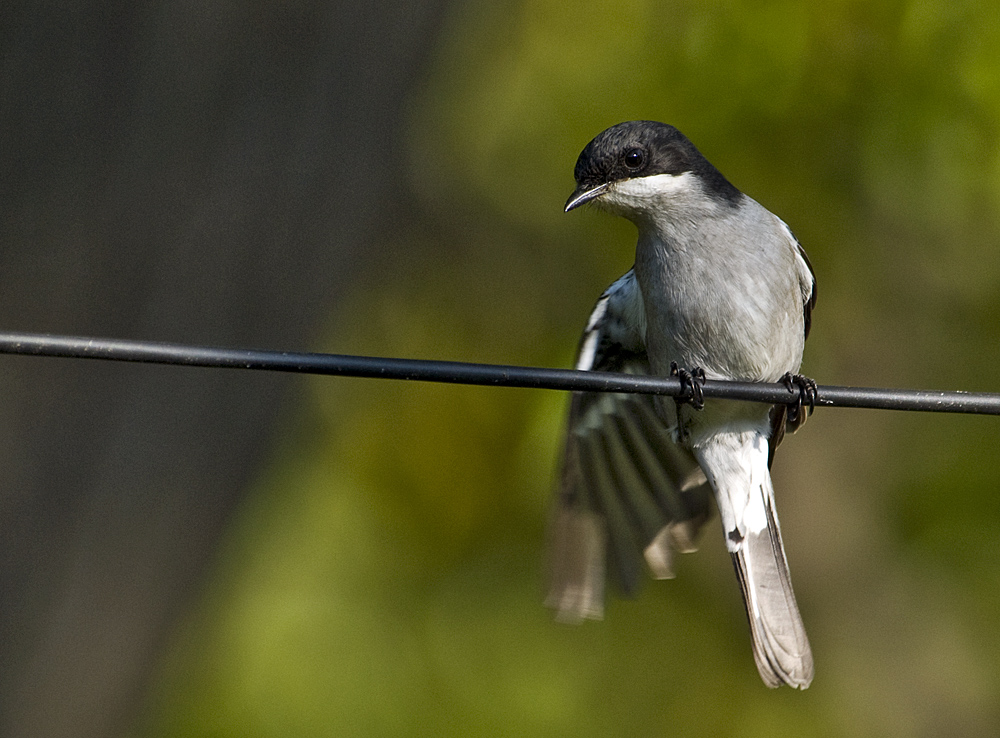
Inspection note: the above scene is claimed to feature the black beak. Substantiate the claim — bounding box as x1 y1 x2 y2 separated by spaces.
564 181 610 212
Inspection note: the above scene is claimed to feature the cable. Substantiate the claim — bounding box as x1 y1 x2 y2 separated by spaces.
0 331 998 415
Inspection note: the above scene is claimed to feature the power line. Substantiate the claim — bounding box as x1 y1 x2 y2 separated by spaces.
0 331 998 415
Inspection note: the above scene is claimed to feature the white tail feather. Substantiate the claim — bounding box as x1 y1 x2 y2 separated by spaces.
695 429 813 689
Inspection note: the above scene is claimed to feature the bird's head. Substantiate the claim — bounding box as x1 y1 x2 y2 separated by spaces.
564 121 741 220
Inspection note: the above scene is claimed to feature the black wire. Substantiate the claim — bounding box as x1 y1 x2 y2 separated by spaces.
1 331 998 415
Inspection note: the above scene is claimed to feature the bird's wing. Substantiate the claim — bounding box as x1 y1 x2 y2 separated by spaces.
794 238 817 343
546 270 713 623
768 224 818 457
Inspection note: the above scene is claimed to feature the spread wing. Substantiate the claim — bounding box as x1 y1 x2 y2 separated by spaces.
546 270 713 623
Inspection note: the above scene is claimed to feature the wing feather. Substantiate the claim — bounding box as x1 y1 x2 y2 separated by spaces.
547 270 713 622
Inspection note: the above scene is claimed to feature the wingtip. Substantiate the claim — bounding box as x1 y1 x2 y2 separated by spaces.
545 508 607 623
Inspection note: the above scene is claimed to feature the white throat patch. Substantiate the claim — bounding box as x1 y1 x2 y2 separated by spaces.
600 172 699 212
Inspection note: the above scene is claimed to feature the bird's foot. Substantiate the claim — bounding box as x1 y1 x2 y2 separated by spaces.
670 362 706 411
781 372 818 424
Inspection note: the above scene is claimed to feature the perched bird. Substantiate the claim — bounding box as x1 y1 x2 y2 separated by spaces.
548 121 817 688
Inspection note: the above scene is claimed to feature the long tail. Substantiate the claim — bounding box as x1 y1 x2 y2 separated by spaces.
695 429 813 689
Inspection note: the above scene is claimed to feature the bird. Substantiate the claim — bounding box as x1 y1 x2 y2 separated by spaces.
547 120 817 689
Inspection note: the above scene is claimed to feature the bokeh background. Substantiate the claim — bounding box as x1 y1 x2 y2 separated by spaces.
3 1 1000 736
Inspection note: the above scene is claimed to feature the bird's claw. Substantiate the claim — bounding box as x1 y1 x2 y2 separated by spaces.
671 362 706 411
781 372 818 424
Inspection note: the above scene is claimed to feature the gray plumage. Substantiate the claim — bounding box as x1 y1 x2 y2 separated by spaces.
550 121 816 688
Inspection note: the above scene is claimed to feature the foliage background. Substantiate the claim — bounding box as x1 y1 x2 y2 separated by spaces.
121 1 1000 735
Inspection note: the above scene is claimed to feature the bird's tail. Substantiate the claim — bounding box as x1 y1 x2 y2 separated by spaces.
695 430 813 689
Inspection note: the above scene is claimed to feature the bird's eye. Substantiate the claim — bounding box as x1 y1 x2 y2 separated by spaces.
623 148 646 170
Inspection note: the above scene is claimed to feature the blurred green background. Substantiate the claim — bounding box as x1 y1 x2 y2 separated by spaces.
11 0 1000 736
135 1 1000 735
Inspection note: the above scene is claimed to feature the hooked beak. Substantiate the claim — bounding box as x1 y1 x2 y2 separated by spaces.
564 181 611 212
